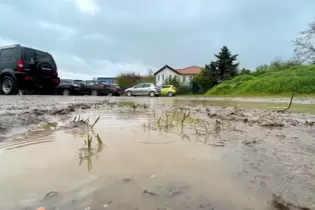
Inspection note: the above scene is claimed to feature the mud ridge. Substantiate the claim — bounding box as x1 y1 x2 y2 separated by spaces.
0 101 106 139
157 104 315 128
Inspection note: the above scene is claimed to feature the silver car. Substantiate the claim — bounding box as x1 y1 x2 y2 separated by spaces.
125 83 161 97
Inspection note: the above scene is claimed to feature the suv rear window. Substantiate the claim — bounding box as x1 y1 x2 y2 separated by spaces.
23 48 35 62
0 48 20 63
24 48 57 69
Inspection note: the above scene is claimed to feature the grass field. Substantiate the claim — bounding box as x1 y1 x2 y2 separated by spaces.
205 65 315 97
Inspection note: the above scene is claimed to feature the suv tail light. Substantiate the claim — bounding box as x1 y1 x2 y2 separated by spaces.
112 88 118 91
99 84 105 88
17 60 24 72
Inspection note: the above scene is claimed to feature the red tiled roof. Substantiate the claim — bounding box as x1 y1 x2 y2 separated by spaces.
154 65 202 76
175 66 202 75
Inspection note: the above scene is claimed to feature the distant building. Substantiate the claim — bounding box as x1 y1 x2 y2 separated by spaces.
154 65 202 86
93 77 117 84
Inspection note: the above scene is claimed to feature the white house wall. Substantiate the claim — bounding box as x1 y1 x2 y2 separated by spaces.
155 67 195 86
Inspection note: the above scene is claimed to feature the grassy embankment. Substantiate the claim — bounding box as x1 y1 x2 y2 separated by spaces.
204 65 315 97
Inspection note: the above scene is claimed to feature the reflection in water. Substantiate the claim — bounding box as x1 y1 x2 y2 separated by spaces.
78 144 104 172
0 130 56 150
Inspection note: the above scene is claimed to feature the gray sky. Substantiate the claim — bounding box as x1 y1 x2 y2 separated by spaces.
0 0 314 79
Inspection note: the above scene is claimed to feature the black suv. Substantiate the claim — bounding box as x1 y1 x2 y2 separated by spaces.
0 44 60 95
56 79 90 96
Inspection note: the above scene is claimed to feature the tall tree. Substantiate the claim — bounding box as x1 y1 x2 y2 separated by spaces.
205 46 239 84
214 46 239 79
294 19 315 63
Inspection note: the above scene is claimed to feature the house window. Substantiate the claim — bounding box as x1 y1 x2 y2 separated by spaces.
169 75 172 79
183 76 186 82
189 76 193 80
162 75 165 80
157 75 160 81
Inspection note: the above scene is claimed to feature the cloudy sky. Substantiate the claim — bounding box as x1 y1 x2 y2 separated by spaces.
0 0 314 79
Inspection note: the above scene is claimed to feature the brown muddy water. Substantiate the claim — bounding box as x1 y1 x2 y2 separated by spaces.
0 102 314 210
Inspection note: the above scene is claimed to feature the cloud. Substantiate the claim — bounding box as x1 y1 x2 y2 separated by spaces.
53 52 153 79
37 20 79 41
58 69 92 80
72 56 86 64
1 0 315 80
0 37 16 46
74 0 100 15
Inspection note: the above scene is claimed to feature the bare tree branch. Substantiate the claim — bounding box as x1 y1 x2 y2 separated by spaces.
294 19 315 63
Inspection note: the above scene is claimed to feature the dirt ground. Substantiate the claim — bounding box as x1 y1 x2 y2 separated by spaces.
0 95 314 210
177 96 315 104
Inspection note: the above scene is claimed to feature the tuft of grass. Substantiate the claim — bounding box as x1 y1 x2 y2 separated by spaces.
142 103 150 110
42 121 58 130
179 111 191 133
85 133 93 149
91 116 100 129
72 115 104 150
96 134 103 145
213 118 226 132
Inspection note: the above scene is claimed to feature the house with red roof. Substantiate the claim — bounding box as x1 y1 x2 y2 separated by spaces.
154 65 202 86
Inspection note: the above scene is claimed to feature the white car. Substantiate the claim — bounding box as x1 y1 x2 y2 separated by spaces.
125 83 161 97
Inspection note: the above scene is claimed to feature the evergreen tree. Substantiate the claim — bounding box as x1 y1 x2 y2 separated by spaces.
209 46 239 83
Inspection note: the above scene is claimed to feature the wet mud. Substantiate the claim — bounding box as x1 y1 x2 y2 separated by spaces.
0 96 107 139
0 96 314 210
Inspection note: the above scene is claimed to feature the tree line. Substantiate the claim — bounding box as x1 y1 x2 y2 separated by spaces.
116 18 315 93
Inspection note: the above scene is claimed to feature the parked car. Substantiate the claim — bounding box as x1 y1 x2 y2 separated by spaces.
0 44 60 95
125 83 161 97
86 80 121 96
56 79 89 96
108 84 122 96
160 85 176 97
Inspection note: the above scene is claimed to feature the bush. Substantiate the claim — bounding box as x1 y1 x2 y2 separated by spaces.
116 72 141 90
176 85 191 95
163 76 182 88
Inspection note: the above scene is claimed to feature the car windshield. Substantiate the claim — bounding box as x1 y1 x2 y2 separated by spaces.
110 84 120 88
73 80 84 84
60 79 72 84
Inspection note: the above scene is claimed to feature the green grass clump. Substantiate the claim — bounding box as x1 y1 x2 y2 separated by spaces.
206 65 315 96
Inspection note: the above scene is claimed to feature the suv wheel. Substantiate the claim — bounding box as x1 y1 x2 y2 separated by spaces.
167 92 173 97
0 76 18 95
149 91 155 97
126 91 132 96
62 89 71 96
91 90 98 96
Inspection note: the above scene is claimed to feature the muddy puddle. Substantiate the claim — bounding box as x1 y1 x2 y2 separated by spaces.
0 104 314 210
